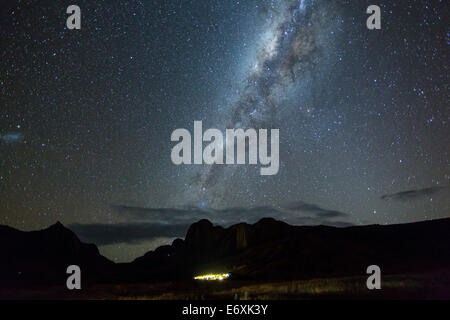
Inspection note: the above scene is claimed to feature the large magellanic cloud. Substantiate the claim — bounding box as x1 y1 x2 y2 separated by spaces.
0 132 24 144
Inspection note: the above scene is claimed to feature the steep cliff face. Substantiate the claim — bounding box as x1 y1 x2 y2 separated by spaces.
235 223 249 250
185 219 224 252
131 217 450 281
3 218 450 285
183 218 292 254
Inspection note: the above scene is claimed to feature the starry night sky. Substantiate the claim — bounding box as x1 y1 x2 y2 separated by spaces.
0 0 449 262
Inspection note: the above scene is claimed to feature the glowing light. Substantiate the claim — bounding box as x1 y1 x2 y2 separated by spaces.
194 273 230 281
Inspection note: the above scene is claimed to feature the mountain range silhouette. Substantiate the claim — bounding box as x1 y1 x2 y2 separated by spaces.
1 218 450 288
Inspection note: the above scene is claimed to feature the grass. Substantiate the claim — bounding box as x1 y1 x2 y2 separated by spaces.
2 271 449 299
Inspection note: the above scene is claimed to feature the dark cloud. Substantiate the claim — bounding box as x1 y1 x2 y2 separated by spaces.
68 222 189 246
113 201 349 223
112 204 280 225
282 201 349 218
71 201 352 245
111 205 194 220
381 186 448 202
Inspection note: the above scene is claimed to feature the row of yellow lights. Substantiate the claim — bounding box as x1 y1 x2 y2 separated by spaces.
194 273 231 281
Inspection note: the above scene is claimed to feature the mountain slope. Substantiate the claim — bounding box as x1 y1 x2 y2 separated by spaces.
1 218 449 286
130 217 450 281
0 222 114 286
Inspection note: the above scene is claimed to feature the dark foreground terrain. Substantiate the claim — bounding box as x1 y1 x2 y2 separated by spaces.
2 272 449 300
1 218 449 299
